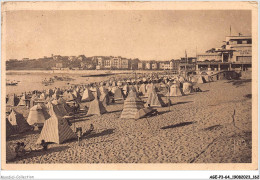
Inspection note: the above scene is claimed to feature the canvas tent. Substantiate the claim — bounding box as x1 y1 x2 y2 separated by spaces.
7 94 19 107
120 90 144 119
113 88 124 101
81 88 95 102
145 84 164 107
36 113 76 144
18 93 27 106
8 109 31 133
27 104 46 126
167 84 183 97
87 96 107 116
182 82 194 95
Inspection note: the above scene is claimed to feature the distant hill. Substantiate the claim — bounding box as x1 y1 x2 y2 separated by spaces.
6 56 96 70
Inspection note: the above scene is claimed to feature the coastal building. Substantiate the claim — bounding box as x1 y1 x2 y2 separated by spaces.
138 62 145 70
104 58 112 69
130 59 139 70
111 57 121 69
196 35 252 71
151 62 158 70
97 57 104 69
121 58 130 69
145 62 152 70
197 53 222 62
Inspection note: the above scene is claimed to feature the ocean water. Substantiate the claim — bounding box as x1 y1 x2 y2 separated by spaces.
6 72 108 95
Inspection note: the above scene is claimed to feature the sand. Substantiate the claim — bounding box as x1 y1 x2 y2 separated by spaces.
7 78 252 163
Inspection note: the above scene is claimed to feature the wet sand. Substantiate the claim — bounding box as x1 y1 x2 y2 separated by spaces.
7 79 252 163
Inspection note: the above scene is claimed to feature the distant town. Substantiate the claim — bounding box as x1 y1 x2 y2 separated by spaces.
7 34 252 72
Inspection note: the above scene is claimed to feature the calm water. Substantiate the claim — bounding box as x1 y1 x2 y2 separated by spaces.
6 72 108 95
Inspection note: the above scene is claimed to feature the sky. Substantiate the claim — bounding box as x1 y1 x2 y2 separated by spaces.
5 10 251 61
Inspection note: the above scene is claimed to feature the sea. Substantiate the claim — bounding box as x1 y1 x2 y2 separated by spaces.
5 70 120 95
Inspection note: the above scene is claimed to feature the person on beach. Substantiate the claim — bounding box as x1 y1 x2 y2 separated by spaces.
76 127 83 146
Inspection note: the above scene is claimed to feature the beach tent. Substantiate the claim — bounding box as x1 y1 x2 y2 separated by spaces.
30 94 38 108
6 94 19 107
36 113 76 144
47 102 66 117
6 118 15 138
120 90 144 119
113 88 124 101
17 93 27 106
182 82 194 95
122 84 129 96
87 96 107 116
99 86 109 95
197 76 206 84
81 88 95 102
6 144 16 161
139 84 147 96
90 87 101 98
51 100 68 117
145 84 164 107
8 109 31 133
58 97 73 114
167 84 183 97
99 86 109 106
27 104 46 126
72 90 82 100
37 103 51 120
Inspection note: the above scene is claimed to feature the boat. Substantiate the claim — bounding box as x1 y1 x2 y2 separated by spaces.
6 80 18 86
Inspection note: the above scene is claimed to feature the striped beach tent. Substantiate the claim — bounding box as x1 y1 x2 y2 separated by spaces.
36 113 76 144
47 102 65 117
8 109 31 133
58 97 73 114
27 104 46 126
120 90 144 119
52 100 68 117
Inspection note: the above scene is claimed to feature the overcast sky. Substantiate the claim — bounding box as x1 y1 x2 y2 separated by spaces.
6 10 251 61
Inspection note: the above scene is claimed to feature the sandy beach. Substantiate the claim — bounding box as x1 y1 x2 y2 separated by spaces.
7 78 252 163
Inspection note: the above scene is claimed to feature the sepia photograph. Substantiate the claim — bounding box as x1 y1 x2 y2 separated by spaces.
1 1 258 171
